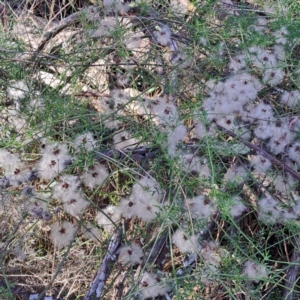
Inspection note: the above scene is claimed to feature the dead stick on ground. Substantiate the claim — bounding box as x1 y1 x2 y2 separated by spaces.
84 228 122 300
215 124 300 182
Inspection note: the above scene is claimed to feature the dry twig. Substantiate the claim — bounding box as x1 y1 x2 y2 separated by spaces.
84 228 122 300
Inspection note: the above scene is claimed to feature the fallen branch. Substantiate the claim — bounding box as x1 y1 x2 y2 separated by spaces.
84 228 122 300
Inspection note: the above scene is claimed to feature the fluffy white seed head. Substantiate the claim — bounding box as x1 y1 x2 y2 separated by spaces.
226 73 262 96
248 103 274 122
81 163 109 189
0 149 24 173
244 72 263 89
273 45 286 61
250 50 277 69
201 96 219 122
229 196 248 218
113 130 139 150
95 205 121 232
181 154 211 178
89 18 117 38
62 191 89 216
167 124 187 156
118 244 144 266
216 115 237 131
53 175 80 199
0 150 31 187
193 121 216 139
281 207 297 222
224 165 248 184
130 176 163 204
116 72 130 87
258 197 281 224
280 90 300 108
172 228 201 253
103 0 114 8
249 17 268 34
249 154 272 174
153 24 172 46
40 142 69 156
27 193 50 219
38 158 70 181
82 222 100 242
170 0 193 16
102 0 131 13
273 27 288 45
273 174 296 195
133 200 161 222
200 244 221 284
267 120 295 154
254 120 274 140
74 132 97 151
37 145 72 181
116 1 130 14
119 176 163 222
118 197 136 219
49 221 77 250
125 31 144 50
288 142 300 163
150 97 179 126
0 193 12 212
243 260 268 283
181 153 201 173
139 272 169 300
263 68 285 86
7 80 29 101
185 195 216 219
228 54 247 72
